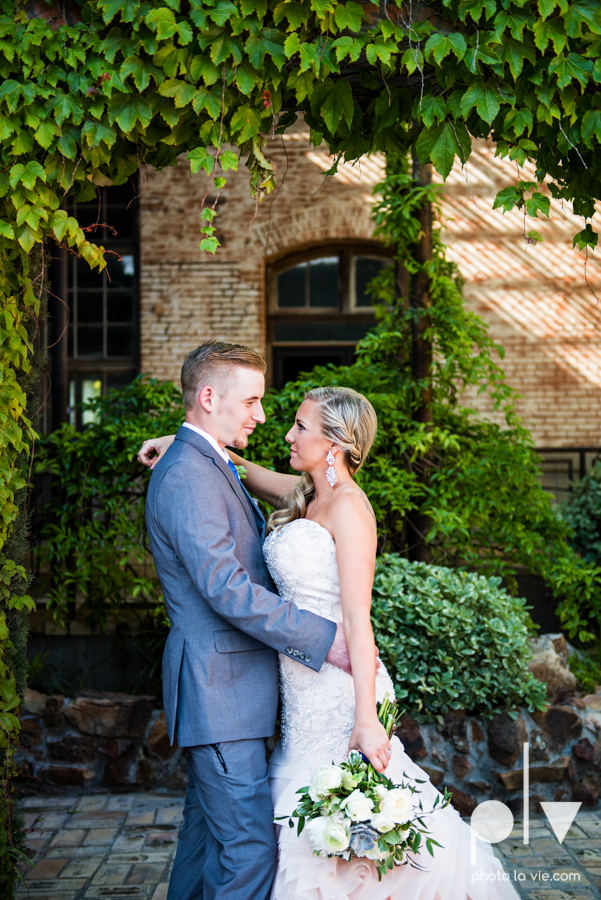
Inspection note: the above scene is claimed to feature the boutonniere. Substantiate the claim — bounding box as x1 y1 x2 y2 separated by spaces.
235 465 247 480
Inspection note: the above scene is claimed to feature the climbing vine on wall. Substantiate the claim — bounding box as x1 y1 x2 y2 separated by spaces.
2 0 601 889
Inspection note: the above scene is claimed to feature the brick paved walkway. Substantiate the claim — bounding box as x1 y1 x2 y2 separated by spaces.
17 793 601 899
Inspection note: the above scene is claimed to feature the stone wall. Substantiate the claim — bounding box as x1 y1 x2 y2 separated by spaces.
17 689 187 793
16 689 601 813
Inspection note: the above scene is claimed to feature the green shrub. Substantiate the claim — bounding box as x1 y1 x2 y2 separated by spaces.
562 461 601 566
370 554 548 723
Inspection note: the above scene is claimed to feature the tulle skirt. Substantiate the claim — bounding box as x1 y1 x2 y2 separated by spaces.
268 735 519 900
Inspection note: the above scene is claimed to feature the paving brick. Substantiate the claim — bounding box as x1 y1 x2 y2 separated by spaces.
126 864 166 885
68 812 127 828
27 858 68 879
126 811 156 827
91 864 132 885
50 829 86 847
83 828 119 846
151 885 169 900
77 796 109 812
61 858 104 879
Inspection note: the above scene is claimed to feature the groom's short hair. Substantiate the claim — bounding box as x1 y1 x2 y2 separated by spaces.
181 340 266 409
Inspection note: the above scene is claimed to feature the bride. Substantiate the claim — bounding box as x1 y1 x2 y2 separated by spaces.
140 385 518 900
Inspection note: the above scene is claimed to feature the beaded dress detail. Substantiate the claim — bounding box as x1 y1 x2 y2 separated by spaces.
264 518 519 900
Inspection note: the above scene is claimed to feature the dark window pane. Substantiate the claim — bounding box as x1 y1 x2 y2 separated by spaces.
107 326 134 357
278 264 306 307
76 207 103 234
106 182 137 206
105 207 134 241
77 257 104 290
77 326 103 357
309 257 339 308
106 372 135 392
355 257 389 307
107 254 135 288
77 293 103 323
274 321 373 343
68 324 74 358
107 292 134 323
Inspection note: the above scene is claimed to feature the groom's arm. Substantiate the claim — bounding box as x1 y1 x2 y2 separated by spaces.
155 461 336 673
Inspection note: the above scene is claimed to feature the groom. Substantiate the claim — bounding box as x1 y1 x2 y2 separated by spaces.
145 341 350 900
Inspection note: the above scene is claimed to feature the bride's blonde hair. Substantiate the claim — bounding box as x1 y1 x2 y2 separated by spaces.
267 386 377 534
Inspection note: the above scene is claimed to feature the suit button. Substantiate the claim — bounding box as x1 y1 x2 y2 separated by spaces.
286 647 293 654
305 655 311 663
292 650 300 657
298 652 305 661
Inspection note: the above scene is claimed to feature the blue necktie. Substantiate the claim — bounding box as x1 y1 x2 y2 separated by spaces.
226 457 242 484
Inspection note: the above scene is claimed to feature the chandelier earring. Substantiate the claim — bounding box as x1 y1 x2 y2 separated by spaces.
325 449 337 488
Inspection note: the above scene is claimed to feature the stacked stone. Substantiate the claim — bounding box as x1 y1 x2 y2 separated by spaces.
17 689 187 792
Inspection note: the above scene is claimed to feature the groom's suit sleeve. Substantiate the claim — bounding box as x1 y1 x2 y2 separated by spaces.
156 460 336 673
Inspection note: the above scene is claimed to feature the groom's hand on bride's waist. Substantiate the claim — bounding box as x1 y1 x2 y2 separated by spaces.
325 623 381 675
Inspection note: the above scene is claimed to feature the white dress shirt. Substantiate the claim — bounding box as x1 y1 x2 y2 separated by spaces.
182 422 231 463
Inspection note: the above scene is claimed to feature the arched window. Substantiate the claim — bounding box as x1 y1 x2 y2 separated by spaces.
266 243 392 388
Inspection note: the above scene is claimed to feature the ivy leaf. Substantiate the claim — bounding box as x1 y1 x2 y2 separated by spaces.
458 0 497 24
459 79 501 124
420 95 447 127
245 29 286 70
187 147 214 175
82 120 117 148
120 55 154 91
218 150 238 172
537 0 558 19
581 108 601 145
192 85 224 119
34 121 58 149
425 33 467 65
146 8 178 41
312 80 353 135
158 78 196 108
177 21 193 45
501 37 535 78
107 93 153 131
492 185 521 212
206 0 237 25
533 18 567 53
334 2 364 32
572 223 598 250
416 121 466 178
401 47 424 75
526 230 543 243
209 28 243 66
200 235 220 253
99 0 140 24
0 220 15 239
273 1 310 29
235 58 259 95
16 223 36 253
549 53 594 88
230 104 261 142
189 55 220 86
365 35 394 67
504 107 533 136
524 192 550 217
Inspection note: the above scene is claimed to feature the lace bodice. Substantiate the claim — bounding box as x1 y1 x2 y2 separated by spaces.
263 518 395 770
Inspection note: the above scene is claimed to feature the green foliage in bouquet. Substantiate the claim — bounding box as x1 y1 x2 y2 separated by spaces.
562 461 601 566
371 555 548 723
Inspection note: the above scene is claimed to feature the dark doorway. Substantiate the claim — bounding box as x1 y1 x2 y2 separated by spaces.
272 346 357 389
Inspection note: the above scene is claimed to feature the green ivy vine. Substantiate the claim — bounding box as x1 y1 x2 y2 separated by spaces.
2 0 601 889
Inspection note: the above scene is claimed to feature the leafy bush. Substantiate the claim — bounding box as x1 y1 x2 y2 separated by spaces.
370 554 547 723
35 378 184 627
562 461 601 566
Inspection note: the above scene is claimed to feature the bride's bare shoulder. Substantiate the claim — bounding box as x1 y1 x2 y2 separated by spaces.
329 484 377 532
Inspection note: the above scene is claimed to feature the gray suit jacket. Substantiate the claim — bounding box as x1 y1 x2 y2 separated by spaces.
145 426 337 747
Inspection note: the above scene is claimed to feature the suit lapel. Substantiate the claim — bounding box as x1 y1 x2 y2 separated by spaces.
174 426 263 541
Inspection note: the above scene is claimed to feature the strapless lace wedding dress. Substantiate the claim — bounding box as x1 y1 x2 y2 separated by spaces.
264 518 519 900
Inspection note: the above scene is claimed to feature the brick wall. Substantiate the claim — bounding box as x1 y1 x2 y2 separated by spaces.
139 125 601 449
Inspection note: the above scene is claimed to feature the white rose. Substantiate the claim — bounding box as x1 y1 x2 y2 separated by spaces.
305 816 328 854
309 765 344 802
341 770 358 791
342 789 374 822
374 784 388 801
370 812 396 833
323 818 350 853
379 788 414 823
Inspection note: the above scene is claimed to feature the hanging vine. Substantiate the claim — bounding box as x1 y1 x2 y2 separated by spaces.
1 0 601 890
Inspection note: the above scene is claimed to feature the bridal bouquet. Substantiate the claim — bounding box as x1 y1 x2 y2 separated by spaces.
282 696 450 880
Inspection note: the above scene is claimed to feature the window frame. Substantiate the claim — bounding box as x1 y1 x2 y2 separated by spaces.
266 240 394 388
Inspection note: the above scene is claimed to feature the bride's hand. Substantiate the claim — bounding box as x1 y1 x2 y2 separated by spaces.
348 718 392 773
138 435 175 469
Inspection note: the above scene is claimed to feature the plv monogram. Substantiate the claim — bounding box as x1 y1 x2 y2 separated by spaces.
469 743 582 864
